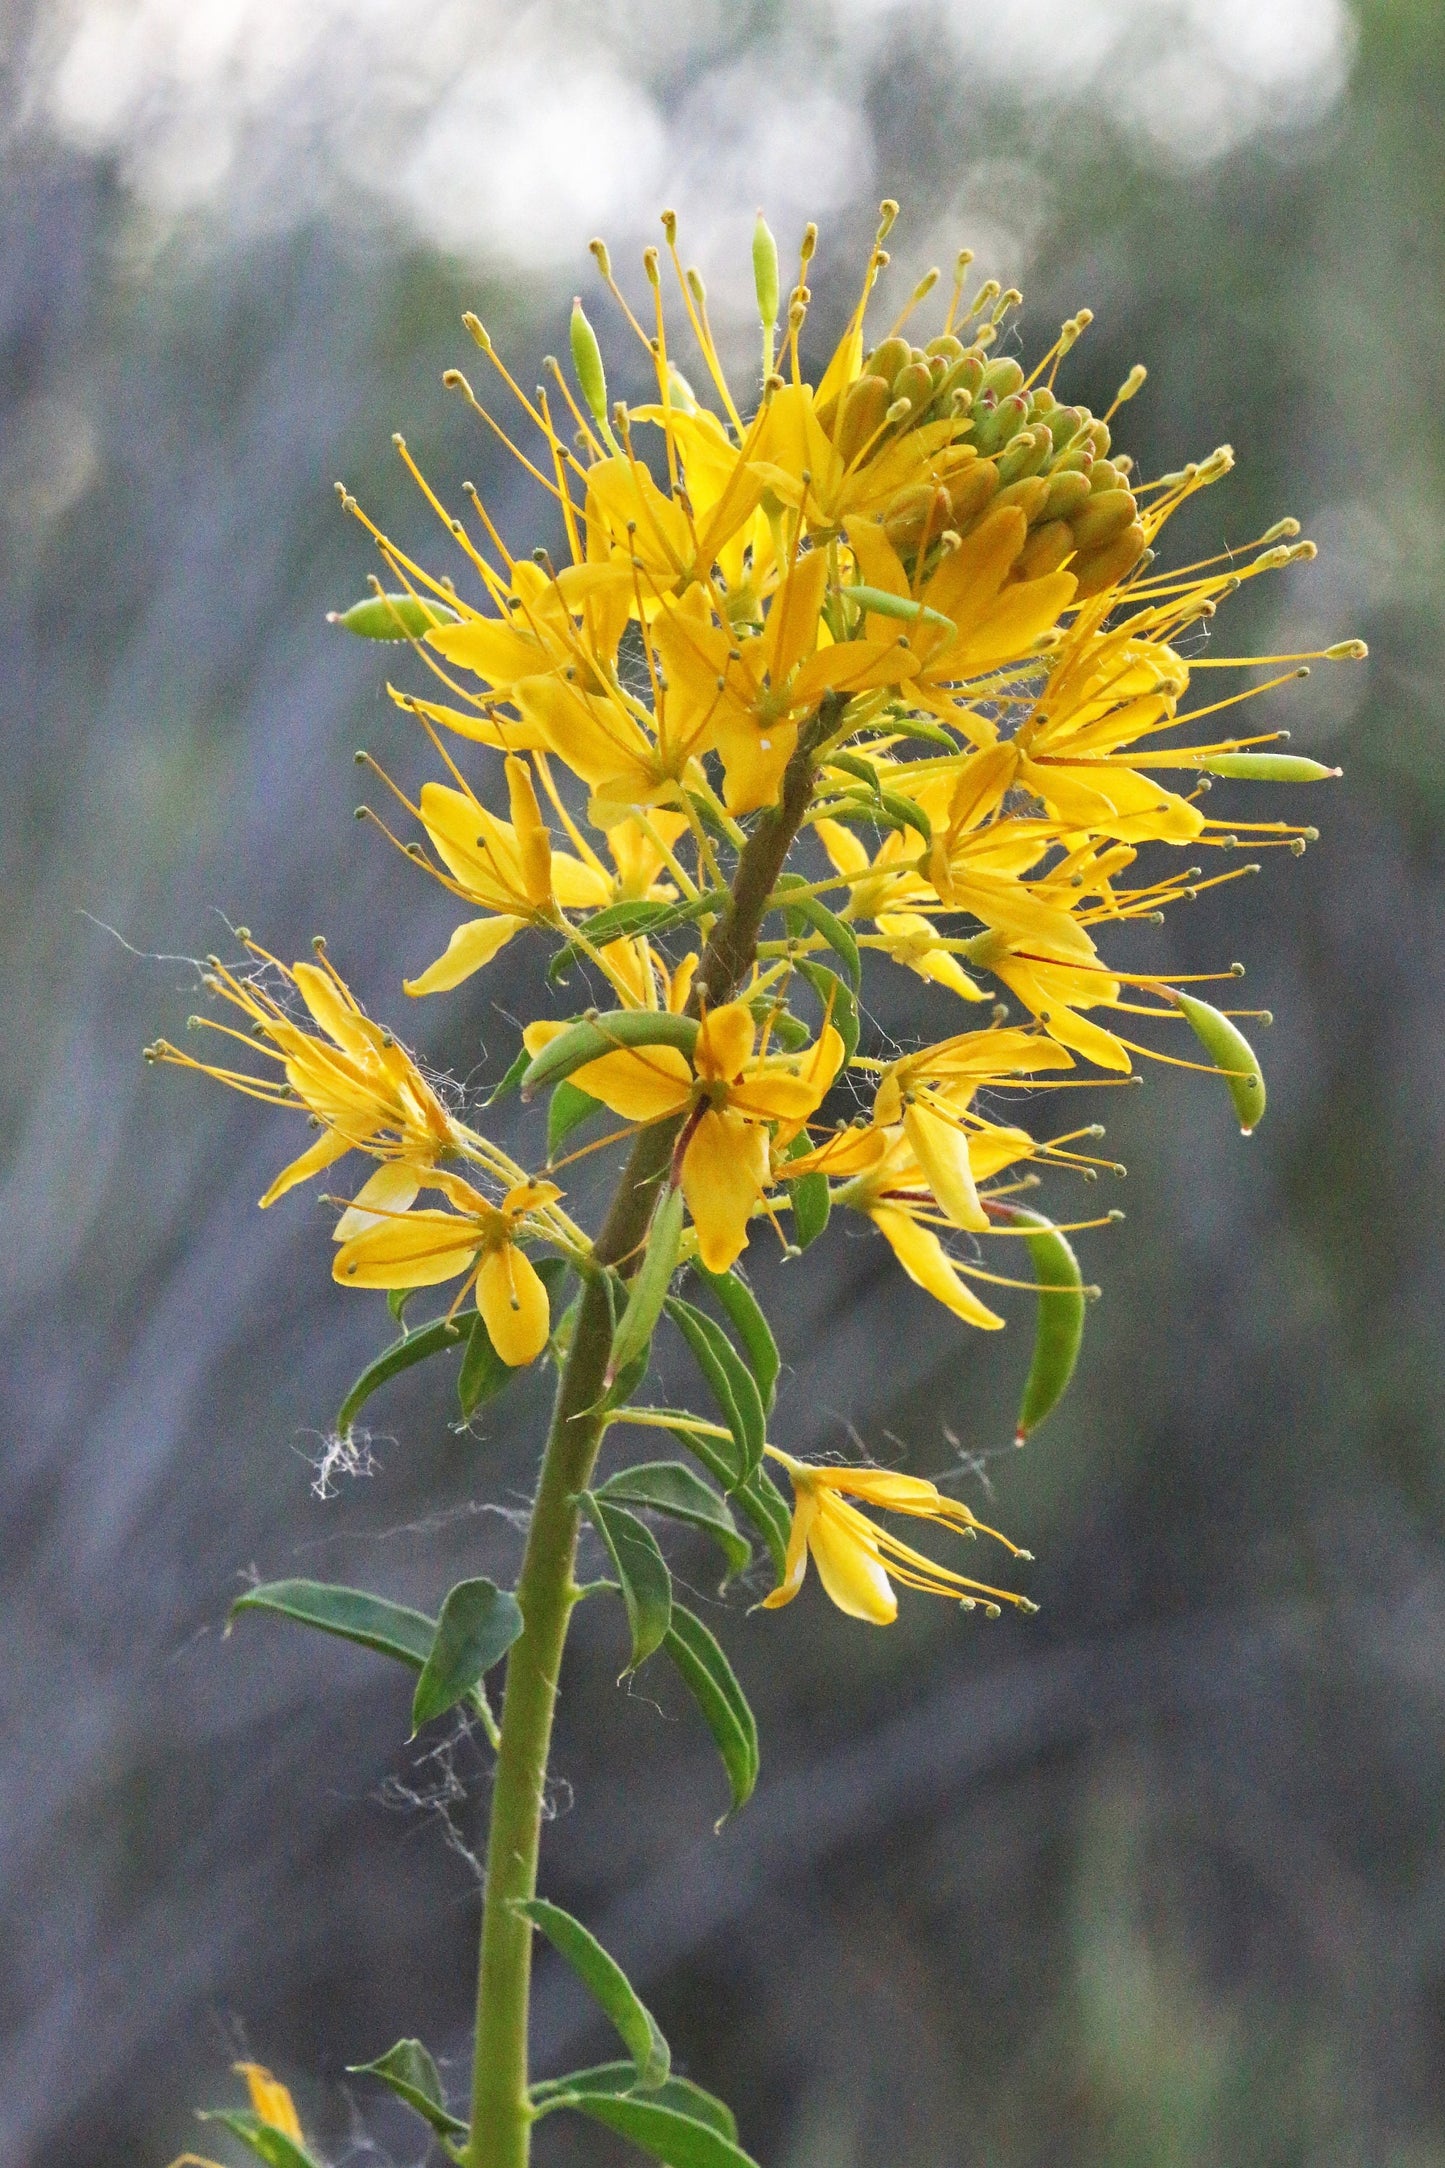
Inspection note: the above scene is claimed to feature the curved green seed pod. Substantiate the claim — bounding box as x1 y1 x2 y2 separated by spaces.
1174 991 1266 1134
606 1183 685 1386
846 583 955 633
519 1011 699 1100
329 593 458 640
1203 752 1342 782
570 299 610 429
993 1205 1086 1446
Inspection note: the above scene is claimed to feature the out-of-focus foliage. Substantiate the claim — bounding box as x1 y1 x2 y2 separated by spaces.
3 1 1444 2164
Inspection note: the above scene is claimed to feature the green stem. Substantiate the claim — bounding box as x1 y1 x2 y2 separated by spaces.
464 700 840 2167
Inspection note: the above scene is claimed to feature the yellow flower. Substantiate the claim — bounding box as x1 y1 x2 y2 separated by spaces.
403 755 615 994
146 941 462 1209
168 2064 310 2168
332 1172 561 1366
761 1450 1036 1624
534 1001 843 1271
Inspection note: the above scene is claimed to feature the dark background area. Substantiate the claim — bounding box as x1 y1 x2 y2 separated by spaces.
4 1 1445 2162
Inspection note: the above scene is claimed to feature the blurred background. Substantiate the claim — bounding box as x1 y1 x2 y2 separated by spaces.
4 0 1445 2161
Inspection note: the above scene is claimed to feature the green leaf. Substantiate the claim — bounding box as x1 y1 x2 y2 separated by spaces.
485 1040 533 1105
658 1423 790 1580
596 1461 750 1583
608 1184 686 1384
548 1080 604 1159
198 2112 319 2168
875 787 932 843
515 1898 670 2091
456 1309 511 1416
664 1299 766 1483
347 2039 468 2140
231 1579 437 1671
771 872 860 987
581 1496 673 1671
692 1267 780 1411
664 1601 759 1816
794 959 859 1065
786 1169 830 1249
531 2063 737 2140
1175 991 1267 1134
872 711 959 749
337 1315 465 1432
520 1011 699 1099
330 591 458 640
747 997 812 1051
550 889 728 981
386 1286 415 1326
991 1205 1087 1445
411 1577 523 1733
559 2093 760 2167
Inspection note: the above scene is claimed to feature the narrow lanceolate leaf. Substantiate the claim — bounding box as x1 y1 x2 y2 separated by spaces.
559 2092 761 2168
330 592 458 640
520 1011 700 1100
596 1461 751 1583
337 1315 465 1432
460 1258 571 1411
772 872 861 987
608 1185 686 1384
410 1577 523 1733
484 1040 533 1105
664 1299 766 1483
990 1206 1086 1445
795 958 859 1065
550 889 728 978
548 1080 604 1160
531 2062 737 2141
347 2039 468 2140
663 1601 759 1817
655 1421 791 1578
515 1898 670 2091
692 1266 780 1411
1174 991 1267 1134
198 2113 319 2168
581 1495 673 1671
231 1580 437 1672
787 1167 830 1249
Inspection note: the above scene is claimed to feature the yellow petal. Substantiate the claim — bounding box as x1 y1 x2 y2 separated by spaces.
235 2066 304 2144
290 960 365 1052
903 1101 988 1232
807 1497 898 1623
404 915 525 996
331 1161 421 1242
695 1001 755 1082
476 1244 551 1366
681 1109 768 1272
759 1484 818 1610
867 1205 1005 1330
258 1125 351 1208
333 1210 479 1290
569 1043 693 1122
504 754 554 908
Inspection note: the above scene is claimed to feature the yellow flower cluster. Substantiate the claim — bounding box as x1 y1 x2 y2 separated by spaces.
153 203 1356 1622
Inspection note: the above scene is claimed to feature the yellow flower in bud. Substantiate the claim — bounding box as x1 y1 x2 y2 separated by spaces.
147 942 463 1209
761 1449 1036 1624
332 1171 561 1366
539 1001 843 1271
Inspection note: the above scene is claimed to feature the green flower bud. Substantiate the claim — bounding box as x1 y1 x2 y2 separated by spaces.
328 593 459 641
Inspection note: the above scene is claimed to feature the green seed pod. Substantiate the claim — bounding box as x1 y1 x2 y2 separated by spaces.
1071 520 1148 598
607 1182 686 1385
1175 992 1266 1134
520 1010 699 1101
1070 487 1137 551
752 213 780 331
863 335 912 389
1203 752 1342 782
995 1205 1086 1445
569 299 610 429
330 593 459 640
847 583 955 632
1042 468 1092 521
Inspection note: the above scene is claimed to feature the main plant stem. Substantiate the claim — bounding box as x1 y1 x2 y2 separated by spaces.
464 705 837 2167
